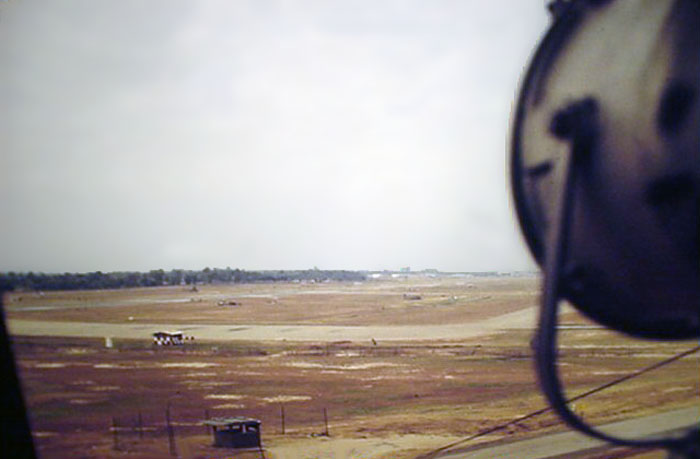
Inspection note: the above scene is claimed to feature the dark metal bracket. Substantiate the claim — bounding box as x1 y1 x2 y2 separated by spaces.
534 98 699 458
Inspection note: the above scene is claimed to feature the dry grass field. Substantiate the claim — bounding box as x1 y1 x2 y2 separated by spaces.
6 276 538 326
5 275 699 458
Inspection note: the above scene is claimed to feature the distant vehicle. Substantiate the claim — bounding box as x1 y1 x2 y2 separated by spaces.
152 331 193 346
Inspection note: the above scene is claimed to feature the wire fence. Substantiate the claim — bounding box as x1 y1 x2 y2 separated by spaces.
108 404 332 456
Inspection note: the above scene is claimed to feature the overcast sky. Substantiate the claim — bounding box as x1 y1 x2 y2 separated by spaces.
0 1 548 273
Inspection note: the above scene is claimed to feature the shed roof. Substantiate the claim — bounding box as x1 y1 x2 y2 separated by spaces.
202 417 261 427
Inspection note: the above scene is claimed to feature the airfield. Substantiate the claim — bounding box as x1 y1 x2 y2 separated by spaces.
6 274 699 458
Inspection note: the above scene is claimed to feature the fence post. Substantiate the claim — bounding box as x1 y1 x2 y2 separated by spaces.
112 417 119 451
137 411 144 440
166 403 177 456
323 408 329 436
280 404 285 435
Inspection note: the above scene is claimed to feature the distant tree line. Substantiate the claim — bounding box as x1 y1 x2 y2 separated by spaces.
0 268 366 292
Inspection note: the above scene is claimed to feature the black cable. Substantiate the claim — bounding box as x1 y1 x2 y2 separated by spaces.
558 345 700 408
417 344 700 459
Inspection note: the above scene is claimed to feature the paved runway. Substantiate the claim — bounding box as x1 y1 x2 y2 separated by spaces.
437 406 699 458
7 306 537 342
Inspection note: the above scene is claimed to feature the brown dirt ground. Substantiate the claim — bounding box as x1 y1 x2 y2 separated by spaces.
6 276 699 458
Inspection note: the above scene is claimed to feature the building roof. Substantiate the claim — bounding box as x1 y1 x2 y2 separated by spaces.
202 417 261 427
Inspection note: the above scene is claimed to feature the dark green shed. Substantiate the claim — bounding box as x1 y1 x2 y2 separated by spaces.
203 417 261 449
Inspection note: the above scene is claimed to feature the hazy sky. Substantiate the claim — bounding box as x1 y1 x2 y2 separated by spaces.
0 1 548 273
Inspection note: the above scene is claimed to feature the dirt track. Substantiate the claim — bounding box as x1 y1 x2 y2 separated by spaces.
8 306 537 342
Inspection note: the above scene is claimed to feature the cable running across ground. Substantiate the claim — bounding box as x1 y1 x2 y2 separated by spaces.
418 345 700 458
